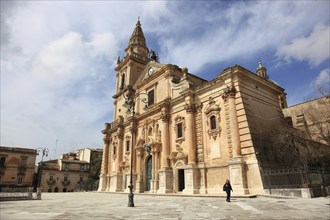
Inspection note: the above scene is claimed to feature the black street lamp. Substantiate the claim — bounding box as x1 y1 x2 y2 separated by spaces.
36 147 49 188
123 89 148 207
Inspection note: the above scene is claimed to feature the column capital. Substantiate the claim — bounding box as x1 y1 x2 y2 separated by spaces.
184 103 196 114
103 136 110 145
161 113 170 122
222 86 237 101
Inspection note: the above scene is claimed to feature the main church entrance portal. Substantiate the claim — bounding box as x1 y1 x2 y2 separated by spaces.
146 156 152 191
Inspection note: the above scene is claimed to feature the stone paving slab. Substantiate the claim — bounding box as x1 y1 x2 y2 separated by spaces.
0 192 329 220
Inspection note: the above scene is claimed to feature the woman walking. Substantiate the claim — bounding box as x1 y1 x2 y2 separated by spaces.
223 179 233 202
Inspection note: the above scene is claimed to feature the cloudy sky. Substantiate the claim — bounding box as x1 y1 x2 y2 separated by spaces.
1 1 329 162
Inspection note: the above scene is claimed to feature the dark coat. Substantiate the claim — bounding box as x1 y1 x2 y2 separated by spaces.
223 183 233 192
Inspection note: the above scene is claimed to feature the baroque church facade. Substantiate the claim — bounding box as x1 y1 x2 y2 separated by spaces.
98 20 287 195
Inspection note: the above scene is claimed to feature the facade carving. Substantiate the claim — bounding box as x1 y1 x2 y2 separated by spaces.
98 20 288 195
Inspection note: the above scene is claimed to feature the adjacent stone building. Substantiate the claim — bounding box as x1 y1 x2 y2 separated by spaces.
0 146 37 191
76 148 103 190
98 20 288 195
283 95 330 145
39 152 90 192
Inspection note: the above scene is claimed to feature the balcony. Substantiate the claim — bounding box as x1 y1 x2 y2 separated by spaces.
18 165 27 173
47 179 56 186
77 181 84 186
62 180 70 186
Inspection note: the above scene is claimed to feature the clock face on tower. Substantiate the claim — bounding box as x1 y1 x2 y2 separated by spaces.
148 67 154 76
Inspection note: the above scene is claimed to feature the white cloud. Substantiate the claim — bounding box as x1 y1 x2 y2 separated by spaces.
157 1 330 73
88 32 118 60
31 32 118 87
276 24 330 67
312 68 330 92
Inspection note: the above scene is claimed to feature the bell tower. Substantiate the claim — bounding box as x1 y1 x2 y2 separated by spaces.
113 19 150 120
125 19 149 58
256 60 268 79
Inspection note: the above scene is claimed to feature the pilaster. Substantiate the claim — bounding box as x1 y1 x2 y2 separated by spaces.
182 164 199 194
157 168 173 194
98 128 110 191
228 157 249 195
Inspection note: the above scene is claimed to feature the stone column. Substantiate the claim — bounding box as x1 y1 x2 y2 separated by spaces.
157 112 173 194
182 102 199 194
185 103 196 164
135 146 144 193
160 112 170 168
98 125 110 192
227 89 241 157
109 129 123 192
106 137 112 191
223 85 248 195
154 152 159 192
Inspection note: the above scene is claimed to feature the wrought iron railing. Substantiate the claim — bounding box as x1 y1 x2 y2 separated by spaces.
62 180 70 186
47 179 56 185
260 166 330 189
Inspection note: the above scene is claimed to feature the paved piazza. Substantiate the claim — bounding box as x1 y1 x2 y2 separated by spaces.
0 192 329 220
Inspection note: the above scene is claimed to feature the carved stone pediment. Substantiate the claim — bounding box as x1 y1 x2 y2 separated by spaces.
136 136 146 156
169 144 187 166
205 97 220 115
121 154 130 173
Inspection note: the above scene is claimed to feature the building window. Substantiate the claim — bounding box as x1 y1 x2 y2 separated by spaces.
296 114 305 125
64 163 70 171
126 140 130 152
64 176 68 181
148 89 154 106
80 176 83 182
17 175 24 185
20 156 27 166
177 123 183 138
49 175 54 181
174 115 185 143
0 157 5 167
120 74 125 90
210 116 217 130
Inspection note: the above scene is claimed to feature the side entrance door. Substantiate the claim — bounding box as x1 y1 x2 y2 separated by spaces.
178 169 185 191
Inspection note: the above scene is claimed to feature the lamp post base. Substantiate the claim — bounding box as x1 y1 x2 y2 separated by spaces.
128 192 134 207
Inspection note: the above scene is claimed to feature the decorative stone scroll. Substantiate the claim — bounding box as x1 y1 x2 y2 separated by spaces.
195 103 204 162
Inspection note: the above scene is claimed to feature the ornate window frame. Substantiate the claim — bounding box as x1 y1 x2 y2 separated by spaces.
174 115 185 143
205 97 221 140
125 135 131 155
